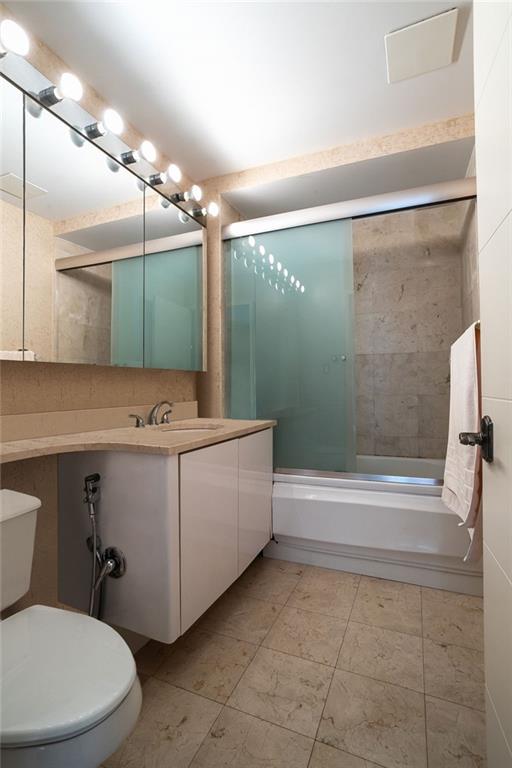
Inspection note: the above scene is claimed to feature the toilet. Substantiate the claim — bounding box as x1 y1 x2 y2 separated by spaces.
0 489 142 768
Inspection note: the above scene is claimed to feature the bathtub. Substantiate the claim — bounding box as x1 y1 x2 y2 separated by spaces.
265 457 483 595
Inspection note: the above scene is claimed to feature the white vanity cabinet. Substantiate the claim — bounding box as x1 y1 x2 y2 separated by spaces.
180 440 239 632
58 427 273 643
238 429 273 574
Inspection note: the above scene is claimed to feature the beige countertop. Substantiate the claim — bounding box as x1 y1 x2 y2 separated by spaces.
0 418 276 464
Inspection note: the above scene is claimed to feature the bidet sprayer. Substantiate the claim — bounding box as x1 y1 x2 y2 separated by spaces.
84 473 101 514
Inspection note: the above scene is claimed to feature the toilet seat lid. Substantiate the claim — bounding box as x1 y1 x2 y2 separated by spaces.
0 605 137 747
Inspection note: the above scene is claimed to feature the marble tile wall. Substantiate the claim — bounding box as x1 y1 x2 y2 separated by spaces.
56 263 112 365
353 203 467 459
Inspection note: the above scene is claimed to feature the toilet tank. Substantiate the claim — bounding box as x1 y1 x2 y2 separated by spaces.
0 490 40 611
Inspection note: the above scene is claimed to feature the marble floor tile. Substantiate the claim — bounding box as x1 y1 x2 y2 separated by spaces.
317 669 427 768
228 646 332 737
233 557 304 604
351 577 422 636
309 741 381 767
423 639 485 711
262 606 347 666
189 707 313 768
425 696 486 767
337 622 423 692
104 678 222 768
286 566 360 619
135 640 169 676
421 589 484 650
154 628 258 703
198 590 282 645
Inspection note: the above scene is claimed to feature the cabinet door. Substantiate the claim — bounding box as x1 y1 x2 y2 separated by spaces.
180 440 239 632
238 429 273 574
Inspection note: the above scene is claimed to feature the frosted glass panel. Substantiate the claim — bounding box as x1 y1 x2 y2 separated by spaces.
226 219 356 471
111 256 143 367
144 245 203 371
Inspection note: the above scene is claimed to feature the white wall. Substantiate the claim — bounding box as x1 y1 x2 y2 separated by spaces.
474 2 512 765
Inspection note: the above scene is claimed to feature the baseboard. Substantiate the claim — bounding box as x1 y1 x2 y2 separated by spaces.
264 536 483 596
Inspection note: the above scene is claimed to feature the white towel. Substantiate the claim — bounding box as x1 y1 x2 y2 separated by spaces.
441 322 482 561
0 350 36 361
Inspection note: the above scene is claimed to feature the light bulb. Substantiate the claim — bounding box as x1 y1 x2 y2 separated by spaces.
296 280 301 288
140 139 157 162
59 72 83 102
190 184 202 202
160 197 171 209
106 157 120 173
103 108 124 135
178 211 190 224
290 275 295 284
283 268 288 278
248 236 256 247
301 285 305 293
207 201 219 217
277 262 282 272
268 254 275 265
167 163 182 183
259 245 266 256
0 19 29 57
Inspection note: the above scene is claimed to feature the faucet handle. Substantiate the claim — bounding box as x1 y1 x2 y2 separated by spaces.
161 406 173 424
129 414 145 428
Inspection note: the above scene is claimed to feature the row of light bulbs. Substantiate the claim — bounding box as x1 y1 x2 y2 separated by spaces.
0 18 218 218
234 235 306 295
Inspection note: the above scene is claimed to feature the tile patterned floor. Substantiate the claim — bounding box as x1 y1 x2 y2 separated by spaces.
105 557 486 768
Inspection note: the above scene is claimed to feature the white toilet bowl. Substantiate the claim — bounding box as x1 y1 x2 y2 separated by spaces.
0 605 142 768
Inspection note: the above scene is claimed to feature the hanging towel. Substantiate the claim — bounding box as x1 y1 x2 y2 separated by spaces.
442 322 482 561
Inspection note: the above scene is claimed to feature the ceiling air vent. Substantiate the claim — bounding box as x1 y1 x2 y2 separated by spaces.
385 8 459 84
0 172 47 200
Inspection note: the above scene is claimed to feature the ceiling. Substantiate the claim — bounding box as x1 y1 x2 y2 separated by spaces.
225 137 475 218
6 1 474 182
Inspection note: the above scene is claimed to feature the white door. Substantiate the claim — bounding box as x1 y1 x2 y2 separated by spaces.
474 3 512 765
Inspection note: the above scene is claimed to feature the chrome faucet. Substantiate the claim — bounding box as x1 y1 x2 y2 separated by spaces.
148 400 174 425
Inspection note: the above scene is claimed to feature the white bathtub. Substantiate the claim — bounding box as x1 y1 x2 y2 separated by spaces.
266 460 483 595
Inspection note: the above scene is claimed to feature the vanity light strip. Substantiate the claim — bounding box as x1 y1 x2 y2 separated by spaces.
0 17 219 220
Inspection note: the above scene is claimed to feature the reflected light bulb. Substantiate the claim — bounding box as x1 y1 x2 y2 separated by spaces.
140 139 156 162
268 254 275 265
167 163 182 183
207 201 219 217
301 285 305 293
248 236 256 247
190 184 202 202
103 108 124 135
59 72 83 102
290 275 295 284
277 262 282 272
0 19 29 57
283 268 288 278
259 245 266 256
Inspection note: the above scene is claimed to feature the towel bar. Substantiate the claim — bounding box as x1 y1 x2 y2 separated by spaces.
459 415 494 463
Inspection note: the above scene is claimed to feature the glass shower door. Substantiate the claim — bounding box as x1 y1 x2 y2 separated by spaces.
226 219 356 472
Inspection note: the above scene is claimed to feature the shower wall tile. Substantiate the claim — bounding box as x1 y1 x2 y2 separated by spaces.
375 436 419 458
375 395 419 438
418 395 450 440
418 438 447 459
353 205 464 460
356 396 375 436
373 354 418 395
372 311 419 354
355 355 374 397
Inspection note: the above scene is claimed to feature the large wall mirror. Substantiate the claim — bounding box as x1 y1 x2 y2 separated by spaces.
0 74 206 371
